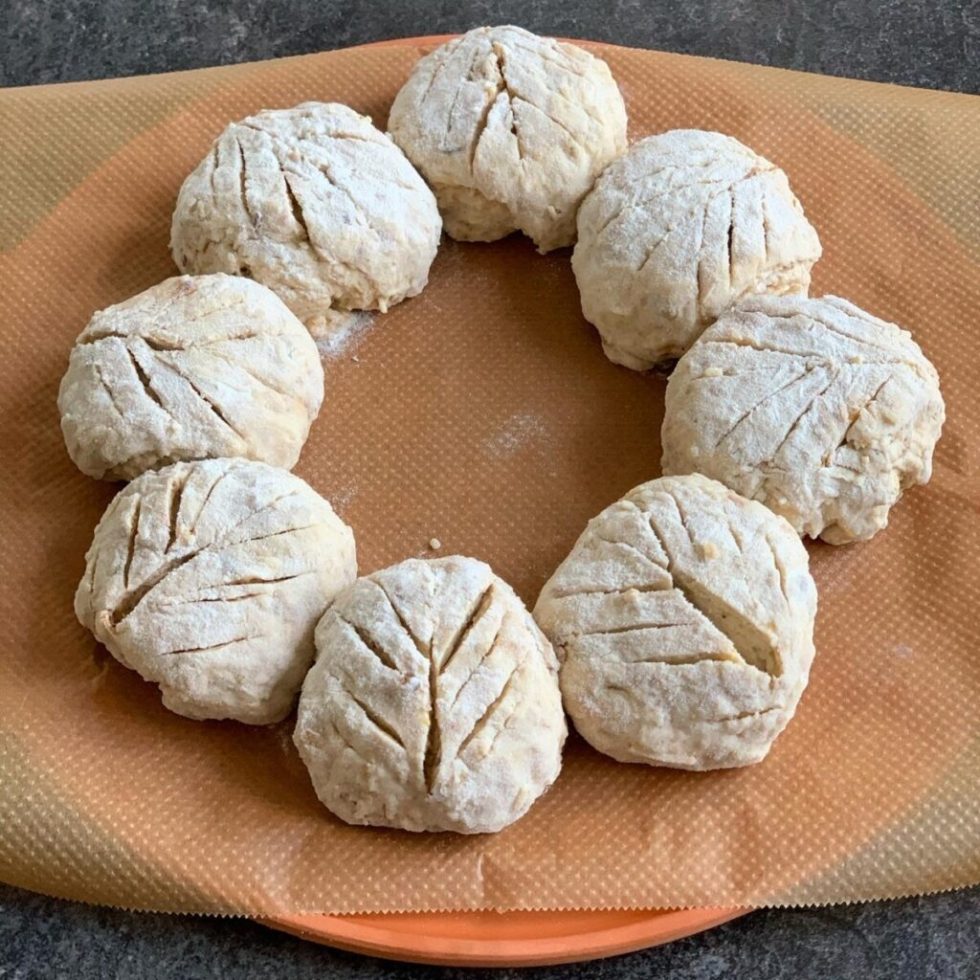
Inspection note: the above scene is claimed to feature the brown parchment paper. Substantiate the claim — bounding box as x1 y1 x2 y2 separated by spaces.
1 38 979 915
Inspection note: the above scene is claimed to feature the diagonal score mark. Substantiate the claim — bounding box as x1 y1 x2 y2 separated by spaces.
713 704 783 724
246 523 322 544
648 496 782 677
93 363 126 418
223 571 315 586
549 582 669 600
625 651 743 666
111 550 197 626
151 354 247 441
372 580 429 663
233 359 311 409
833 374 892 457
162 635 253 657
339 683 407 753
764 532 791 606
123 497 141 589
423 651 442 795
482 669 526 758
283 171 312 243
125 346 167 413
155 591 268 607
700 335 822 361
234 134 257 229
165 470 188 554
447 619 505 713
727 185 736 286
594 532 669 572
108 474 305 628
768 367 840 464
712 364 812 450
338 616 400 674
572 621 698 639
457 663 522 759
437 584 496 676
490 42 526 162
185 467 229 540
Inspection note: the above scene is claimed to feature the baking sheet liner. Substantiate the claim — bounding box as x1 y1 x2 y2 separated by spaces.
1 39 978 914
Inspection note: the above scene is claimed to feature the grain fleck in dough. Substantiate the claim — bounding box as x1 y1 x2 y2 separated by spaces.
58 274 323 481
75 458 356 725
573 129 822 369
388 25 627 252
295 556 566 833
534 474 817 770
661 294 945 544
170 102 442 322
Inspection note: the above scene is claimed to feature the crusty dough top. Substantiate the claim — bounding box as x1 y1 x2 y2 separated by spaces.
572 129 822 368
75 458 356 724
170 102 442 321
388 25 627 251
58 274 323 481
534 474 817 770
661 294 946 544
295 555 566 833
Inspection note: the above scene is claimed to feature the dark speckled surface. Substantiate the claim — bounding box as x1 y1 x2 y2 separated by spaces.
2 2 979 977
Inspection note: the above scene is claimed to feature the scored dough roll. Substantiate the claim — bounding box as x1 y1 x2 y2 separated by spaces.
58 274 324 481
389 25 627 252
75 458 356 724
295 556 566 833
661 294 946 544
534 474 817 770
573 129 822 369
171 102 442 323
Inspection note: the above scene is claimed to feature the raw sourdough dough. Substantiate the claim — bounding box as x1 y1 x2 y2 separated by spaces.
572 129 822 369
58 274 323 481
388 25 628 252
534 474 817 770
75 458 356 724
170 102 442 322
295 556 566 833
661 295 945 544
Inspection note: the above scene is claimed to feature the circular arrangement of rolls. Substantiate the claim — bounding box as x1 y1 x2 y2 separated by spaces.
60 26 944 834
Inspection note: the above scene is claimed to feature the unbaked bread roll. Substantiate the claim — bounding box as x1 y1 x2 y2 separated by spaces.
75 458 356 724
573 129 822 369
661 294 945 544
388 25 627 252
534 474 817 770
170 102 441 322
58 274 323 481
295 556 566 833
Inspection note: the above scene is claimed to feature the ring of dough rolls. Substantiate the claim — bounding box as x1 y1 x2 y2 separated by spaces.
295 556 566 833
534 474 817 770
388 25 627 252
170 102 442 323
661 294 946 543
58 274 323 481
75 458 356 724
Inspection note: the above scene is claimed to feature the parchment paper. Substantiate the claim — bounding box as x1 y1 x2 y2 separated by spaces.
1 38 978 914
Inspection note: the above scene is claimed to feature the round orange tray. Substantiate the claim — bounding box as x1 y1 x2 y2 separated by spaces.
261 907 745 966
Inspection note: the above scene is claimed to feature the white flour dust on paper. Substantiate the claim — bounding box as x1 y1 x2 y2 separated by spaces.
328 485 358 516
483 412 549 458
308 309 375 359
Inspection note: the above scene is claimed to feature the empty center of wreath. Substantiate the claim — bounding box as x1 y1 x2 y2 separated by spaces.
308 235 665 600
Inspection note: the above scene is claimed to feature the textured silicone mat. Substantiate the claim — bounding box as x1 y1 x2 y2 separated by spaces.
1 36 978 915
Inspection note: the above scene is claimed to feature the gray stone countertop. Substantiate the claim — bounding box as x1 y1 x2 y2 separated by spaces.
2 1 978 977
